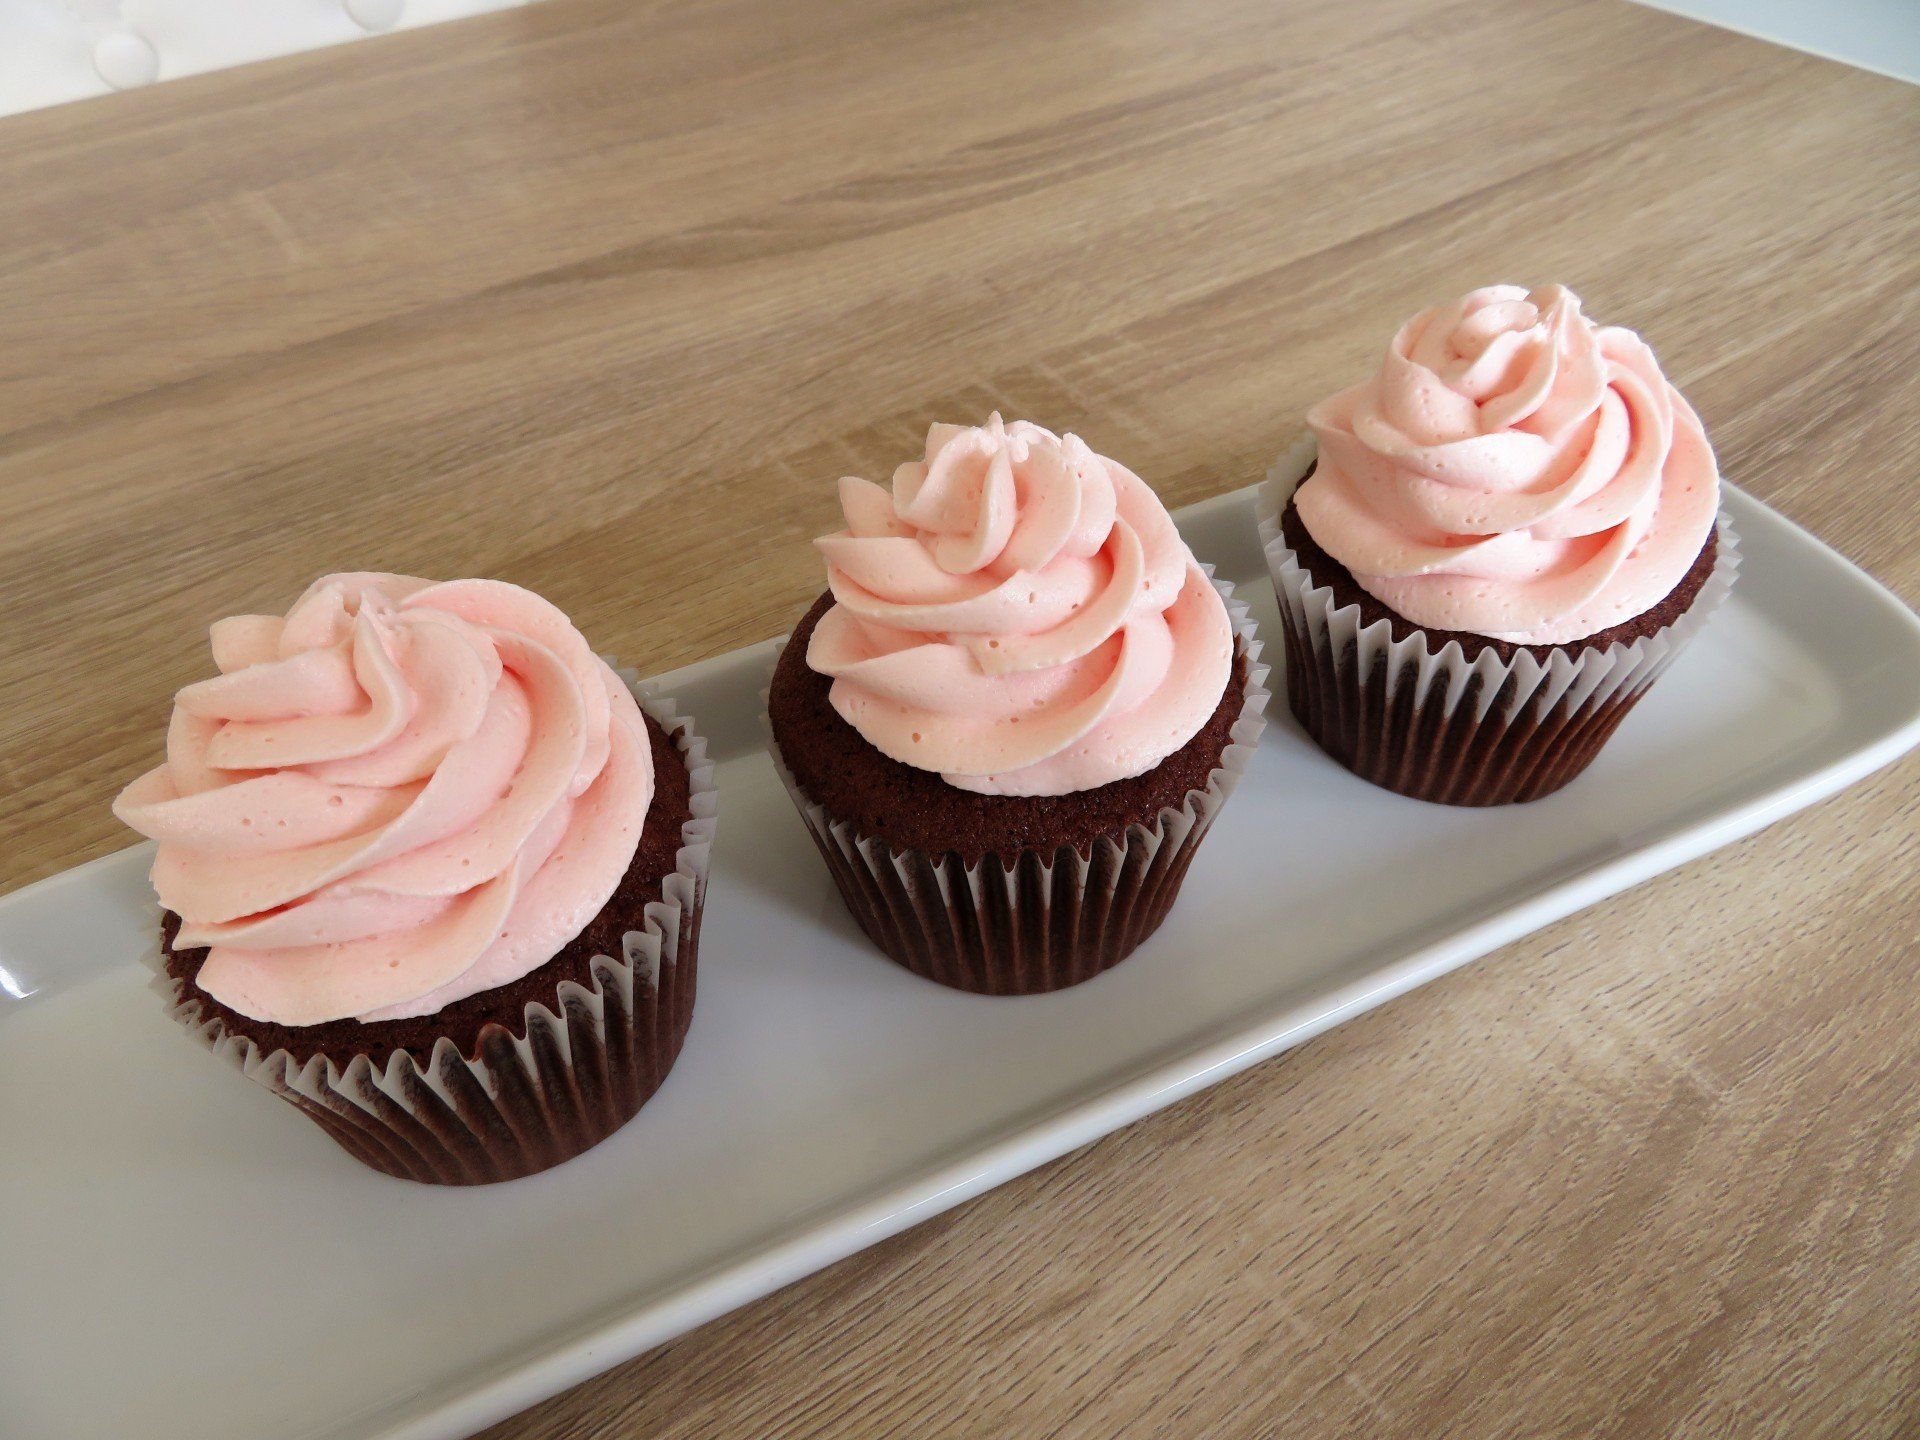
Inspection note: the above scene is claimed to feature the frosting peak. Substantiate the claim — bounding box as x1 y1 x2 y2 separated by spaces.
115 574 653 1027
1297 284 1719 645
808 415 1233 796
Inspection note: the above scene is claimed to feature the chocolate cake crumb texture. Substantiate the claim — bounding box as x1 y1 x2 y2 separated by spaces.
163 708 696 1069
769 590 1249 865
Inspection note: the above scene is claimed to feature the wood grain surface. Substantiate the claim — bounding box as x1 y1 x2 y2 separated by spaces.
4 0 1917 1435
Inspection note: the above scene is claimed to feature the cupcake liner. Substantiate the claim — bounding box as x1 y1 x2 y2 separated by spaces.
144 673 718 1186
765 570 1270 995
1257 437 1742 806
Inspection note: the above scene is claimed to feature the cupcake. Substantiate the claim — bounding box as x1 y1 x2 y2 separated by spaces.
113 573 716 1184
767 414 1268 995
1258 285 1738 806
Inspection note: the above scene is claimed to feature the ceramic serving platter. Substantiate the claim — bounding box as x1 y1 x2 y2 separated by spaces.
3 477 1918 1440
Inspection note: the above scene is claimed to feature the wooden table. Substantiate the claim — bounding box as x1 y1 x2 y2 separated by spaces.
4 0 1916 1434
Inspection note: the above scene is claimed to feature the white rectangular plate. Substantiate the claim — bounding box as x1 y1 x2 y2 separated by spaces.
3 482 1918 1440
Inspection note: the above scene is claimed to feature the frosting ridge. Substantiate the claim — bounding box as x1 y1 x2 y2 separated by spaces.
1297 284 1719 645
807 415 1233 796
115 573 653 1026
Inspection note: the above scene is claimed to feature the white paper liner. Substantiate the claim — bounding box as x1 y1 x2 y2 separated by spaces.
144 671 719 1185
763 570 1270 993
1256 436 1742 805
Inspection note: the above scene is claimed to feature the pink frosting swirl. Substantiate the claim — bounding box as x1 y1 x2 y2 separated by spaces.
113 574 654 1027
1297 284 1719 645
808 415 1233 796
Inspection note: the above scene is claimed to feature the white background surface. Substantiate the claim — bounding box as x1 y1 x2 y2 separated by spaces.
0 0 527 117
1633 0 1920 84
4 478 1918 1440
0 2 1914 119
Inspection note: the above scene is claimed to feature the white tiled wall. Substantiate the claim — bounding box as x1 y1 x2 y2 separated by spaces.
0 0 529 118
0 1 1911 121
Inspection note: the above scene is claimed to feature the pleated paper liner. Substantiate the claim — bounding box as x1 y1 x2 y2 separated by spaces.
766 571 1270 995
144 676 718 1186
1257 437 1741 807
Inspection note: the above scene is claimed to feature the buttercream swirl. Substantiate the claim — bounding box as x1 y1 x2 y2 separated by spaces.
1297 284 1719 645
114 573 653 1027
807 415 1233 796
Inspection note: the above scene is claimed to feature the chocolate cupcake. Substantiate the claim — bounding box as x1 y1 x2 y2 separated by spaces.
767 415 1268 995
1257 285 1738 806
113 573 716 1184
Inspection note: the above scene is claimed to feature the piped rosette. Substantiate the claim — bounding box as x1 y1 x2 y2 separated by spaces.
808 415 1234 796
114 573 654 1027
1298 284 1720 646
